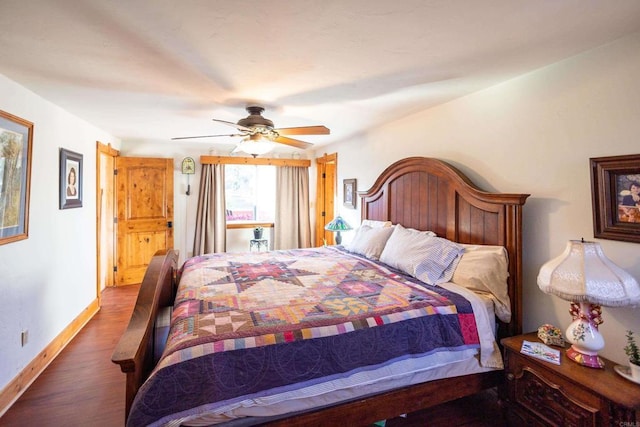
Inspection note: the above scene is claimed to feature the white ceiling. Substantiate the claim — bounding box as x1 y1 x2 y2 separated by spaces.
1 0 640 154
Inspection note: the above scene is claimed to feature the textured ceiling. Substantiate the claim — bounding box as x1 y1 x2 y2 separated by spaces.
1 0 640 154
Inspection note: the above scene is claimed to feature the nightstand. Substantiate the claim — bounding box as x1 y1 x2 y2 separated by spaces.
501 332 640 426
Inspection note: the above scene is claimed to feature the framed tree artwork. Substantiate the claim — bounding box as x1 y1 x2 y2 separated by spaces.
344 178 356 209
60 148 83 209
590 154 640 243
0 110 33 245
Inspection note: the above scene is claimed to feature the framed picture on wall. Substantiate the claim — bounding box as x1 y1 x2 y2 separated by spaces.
59 148 83 209
590 154 640 243
0 110 33 245
344 178 356 209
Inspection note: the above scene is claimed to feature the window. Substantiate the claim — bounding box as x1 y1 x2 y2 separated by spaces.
225 165 275 222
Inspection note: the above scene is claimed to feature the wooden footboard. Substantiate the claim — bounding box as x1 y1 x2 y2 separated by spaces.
263 370 503 426
111 249 179 419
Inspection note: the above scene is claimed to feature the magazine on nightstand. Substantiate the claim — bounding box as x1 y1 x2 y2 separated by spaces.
521 340 561 365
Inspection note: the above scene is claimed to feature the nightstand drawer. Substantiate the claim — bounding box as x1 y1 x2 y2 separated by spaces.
502 333 640 427
507 352 599 426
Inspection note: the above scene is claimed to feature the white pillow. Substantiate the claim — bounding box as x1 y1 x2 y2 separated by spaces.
361 219 393 228
346 225 395 260
451 244 511 323
379 224 463 284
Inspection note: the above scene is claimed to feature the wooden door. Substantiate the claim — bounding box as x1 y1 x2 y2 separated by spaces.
96 142 118 296
115 157 174 286
315 153 337 246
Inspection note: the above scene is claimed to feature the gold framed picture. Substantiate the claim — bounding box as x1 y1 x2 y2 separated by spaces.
0 110 33 245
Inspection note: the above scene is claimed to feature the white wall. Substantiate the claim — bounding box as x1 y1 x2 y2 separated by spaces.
321 32 640 365
0 74 120 390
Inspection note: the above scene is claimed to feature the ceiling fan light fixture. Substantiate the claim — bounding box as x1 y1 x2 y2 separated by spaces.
173 105 326 150
237 134 275 156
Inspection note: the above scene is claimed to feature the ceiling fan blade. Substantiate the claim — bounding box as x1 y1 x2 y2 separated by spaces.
273 135 313 149
171 134 243 140
274 125 330 136
212 118 253 132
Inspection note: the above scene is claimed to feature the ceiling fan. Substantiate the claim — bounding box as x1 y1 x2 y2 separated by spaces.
172 106 330 156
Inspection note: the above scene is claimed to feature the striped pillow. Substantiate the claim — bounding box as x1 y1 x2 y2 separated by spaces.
414 238 465 284
380 224 464 285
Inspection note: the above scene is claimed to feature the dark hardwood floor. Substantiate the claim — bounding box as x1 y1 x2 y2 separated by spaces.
1 285 507 427
0 285 138 427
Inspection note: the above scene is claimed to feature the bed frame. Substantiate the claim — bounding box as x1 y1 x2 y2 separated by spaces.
112 156 529 425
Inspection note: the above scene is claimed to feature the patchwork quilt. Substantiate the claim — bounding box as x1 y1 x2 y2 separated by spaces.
127 246 480 427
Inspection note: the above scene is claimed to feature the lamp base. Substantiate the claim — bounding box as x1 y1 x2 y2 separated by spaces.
566 345 605 369
565 302 605 369
335 231 342 245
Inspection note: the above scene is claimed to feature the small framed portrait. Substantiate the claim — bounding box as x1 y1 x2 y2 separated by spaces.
343 178 356 209
590 154 640 243
59 148 83 209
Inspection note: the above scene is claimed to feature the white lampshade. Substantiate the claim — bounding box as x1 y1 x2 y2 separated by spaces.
537 239 640 369
537 240 640 307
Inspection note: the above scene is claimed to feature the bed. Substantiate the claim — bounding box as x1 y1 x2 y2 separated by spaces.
112 156 529 426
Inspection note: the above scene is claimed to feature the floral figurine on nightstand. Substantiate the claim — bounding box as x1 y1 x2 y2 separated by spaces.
537 324 565 347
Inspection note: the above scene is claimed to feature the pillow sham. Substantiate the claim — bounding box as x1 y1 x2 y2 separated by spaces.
379 224 463 285
451 244 511 323
345 225 395 260
361 219 393 228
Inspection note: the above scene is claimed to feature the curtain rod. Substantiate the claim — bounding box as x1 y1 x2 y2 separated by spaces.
200 155 311 167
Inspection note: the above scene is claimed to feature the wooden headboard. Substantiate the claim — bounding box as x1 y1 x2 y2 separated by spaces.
359 157 529 337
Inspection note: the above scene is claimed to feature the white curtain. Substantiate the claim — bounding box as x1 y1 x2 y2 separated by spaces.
193 164 226 255
274 166 311 249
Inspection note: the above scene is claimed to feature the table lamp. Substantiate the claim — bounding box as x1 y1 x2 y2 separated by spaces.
324 215 352 245
537 239 640 368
